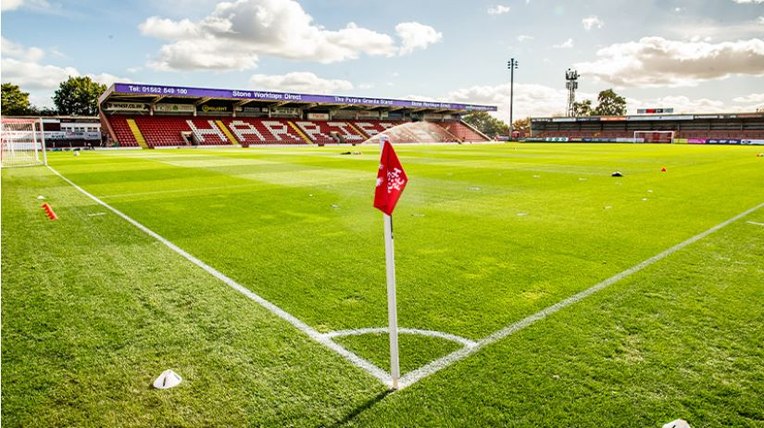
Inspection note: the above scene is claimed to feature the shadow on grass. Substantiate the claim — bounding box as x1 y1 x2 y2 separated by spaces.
330 390 392 427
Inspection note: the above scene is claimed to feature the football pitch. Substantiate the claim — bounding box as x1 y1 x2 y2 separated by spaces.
2 143 763 427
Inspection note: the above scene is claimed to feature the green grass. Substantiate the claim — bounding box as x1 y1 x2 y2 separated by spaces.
2 143 763 426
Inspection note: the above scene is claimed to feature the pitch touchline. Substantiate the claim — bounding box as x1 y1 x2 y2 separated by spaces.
397 201 764 389
50 165 762 391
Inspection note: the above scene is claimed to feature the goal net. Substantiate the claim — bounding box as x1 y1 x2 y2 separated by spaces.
633 130 675 144
1 117 47 167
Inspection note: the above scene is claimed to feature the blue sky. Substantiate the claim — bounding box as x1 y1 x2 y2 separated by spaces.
2 0 763 121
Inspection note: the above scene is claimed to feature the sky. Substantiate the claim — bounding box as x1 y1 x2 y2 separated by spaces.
1 0 763 122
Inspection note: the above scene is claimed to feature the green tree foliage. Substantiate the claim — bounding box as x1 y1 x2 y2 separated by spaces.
1 83 34 115
463 111 509 137
572 89 627 117
53 76 106 116
572 99 593 117
593 88 627 116
512 117 530 133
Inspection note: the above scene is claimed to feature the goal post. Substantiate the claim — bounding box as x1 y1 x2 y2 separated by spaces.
633 130 675 144
1 117 47 167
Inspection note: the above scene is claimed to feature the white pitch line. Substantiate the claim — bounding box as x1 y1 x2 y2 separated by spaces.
397 201 764 389
47 166 391 385
747 221 764 227
325 327 477 348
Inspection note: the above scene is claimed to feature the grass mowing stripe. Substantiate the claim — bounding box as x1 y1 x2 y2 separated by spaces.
397 200 764 389
46 165 392 385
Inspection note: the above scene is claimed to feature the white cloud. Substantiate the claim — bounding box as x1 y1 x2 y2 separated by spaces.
733 93 764 103
627 94 762 114
1 37 45 62
395 22 442 55
149 39 260 71
1 38 128 107
1 0 24 10
249 72 353 93
2 38 75 89
487 5 511 15
553 38 574 49
1 0 50 11
582 16 604 31
517 35 534 42
628 95 727 114
139 0 440 71
732 0 764 3
1 57 78 89
445 83 578 122
689 35 714 42
575 37 764 87
139 17 200 40
1 56 125 91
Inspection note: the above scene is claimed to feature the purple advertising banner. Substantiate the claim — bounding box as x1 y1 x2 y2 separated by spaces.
112 83 497 112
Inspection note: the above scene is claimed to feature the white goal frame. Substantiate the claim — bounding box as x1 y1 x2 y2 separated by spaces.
1 117 48 167
633 130 675 144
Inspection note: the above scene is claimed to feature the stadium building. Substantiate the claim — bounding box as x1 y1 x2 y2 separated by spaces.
0 116 103 149
530 112 764 145
97 83 497 148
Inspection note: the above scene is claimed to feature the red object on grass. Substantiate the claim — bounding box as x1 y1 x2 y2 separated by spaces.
41 203 58 220
373 140 408 216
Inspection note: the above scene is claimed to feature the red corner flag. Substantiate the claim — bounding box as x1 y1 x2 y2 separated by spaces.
374 138 408 215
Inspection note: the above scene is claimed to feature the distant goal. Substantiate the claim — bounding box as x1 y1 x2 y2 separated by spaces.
633 130 675 144
1 117 47 167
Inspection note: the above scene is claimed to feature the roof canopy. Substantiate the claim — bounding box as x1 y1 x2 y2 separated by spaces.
99 83 497 115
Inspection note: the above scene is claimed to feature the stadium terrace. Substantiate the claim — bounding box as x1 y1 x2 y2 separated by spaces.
95 83 497 148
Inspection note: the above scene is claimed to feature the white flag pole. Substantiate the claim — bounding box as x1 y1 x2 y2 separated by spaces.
383 212 400 389
380 135 401 389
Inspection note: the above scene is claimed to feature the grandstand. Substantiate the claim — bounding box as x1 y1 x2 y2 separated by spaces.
530 113 764 144
98 83 495 148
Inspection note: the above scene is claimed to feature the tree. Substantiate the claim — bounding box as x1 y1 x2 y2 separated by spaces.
462 111 510 137
571 89 626 117
572 99 593 116
512 117 530 133
1 83 35 115
53 76 106 116
593 88 626 116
